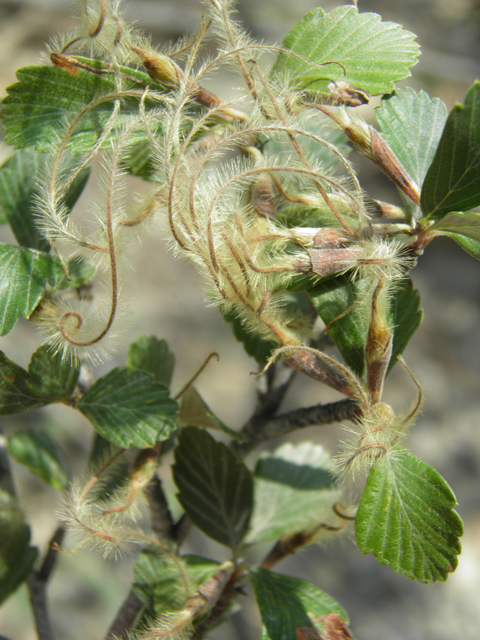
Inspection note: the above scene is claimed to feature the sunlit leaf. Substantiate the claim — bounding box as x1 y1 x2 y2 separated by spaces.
271 6 419 96
356 449 463 582
0 242 64 336
376 89 447 206
421 82 480 219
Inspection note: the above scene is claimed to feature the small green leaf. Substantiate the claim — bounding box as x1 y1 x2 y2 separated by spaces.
271 6 419 96
308 274 370 378
427 212 480 244
421 82 480 220
173 426 253 550
134 548 219 617
0 147 91 251
0 347 80 415
222 308 277 366
247 442 338 544
127 335 175 387
356 448 463 582
308 276 422 379
251 568 348 640
0 352 46 415
1 61 168 152
56 257 97 289
77 367 178 448
0 242 64 336
388 278 423 373
376 89 447 199
123 140 156 181
8 431 69 490
445 234 480 260
0 490 38 605
27 346 80 400
178 386 244 440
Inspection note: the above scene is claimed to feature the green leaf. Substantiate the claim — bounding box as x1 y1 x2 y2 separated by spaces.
0 347 80 415
222 308 277 366
0 242 64 336
0 490 38 605
0 351 47 414
123 140 156 181
27 346 80 400
178 385 244 441
134 548 219 617
77 367 178 448
376 89 447 195
0 147 91 251
247 442 339 545
251 568 348 640
356 448 463 582
1 60 169 152
271 6 419 96
56 257 97 289
8 431 69 490
427 212 480 244
173 426 253 550
445 234 480 260
127 335 175 387
308 276 422 379
421 82 480 220
308 274 370 378
388 278 423 373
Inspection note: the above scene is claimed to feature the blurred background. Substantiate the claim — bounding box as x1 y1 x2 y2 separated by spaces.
1 0 480 639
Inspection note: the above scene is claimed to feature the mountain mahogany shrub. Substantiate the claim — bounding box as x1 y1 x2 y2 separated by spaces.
0 0 479 637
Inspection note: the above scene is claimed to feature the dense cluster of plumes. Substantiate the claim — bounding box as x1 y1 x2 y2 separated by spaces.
38 3 425 634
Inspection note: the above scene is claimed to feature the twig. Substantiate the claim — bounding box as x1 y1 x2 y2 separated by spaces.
146 475 176 542
232 398 358 458
105 589 144 640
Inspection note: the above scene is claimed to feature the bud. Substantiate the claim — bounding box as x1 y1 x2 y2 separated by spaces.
366 277 393 404
130 45 181 89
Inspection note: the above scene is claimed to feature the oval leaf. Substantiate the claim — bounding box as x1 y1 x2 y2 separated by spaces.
134 548 219 617
77 367 178 448
8 431 69 490
1 60 167 152
421 82 480 220
376 89 447 204
247 442 339 545
0 147 91 251
308 276 422 379
251 568 348 640
0 490 38 605
173 426 253 550
427 211 480 244
355 448 463 583
271 6 419 96
0 243 64 336
127 335 175 387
